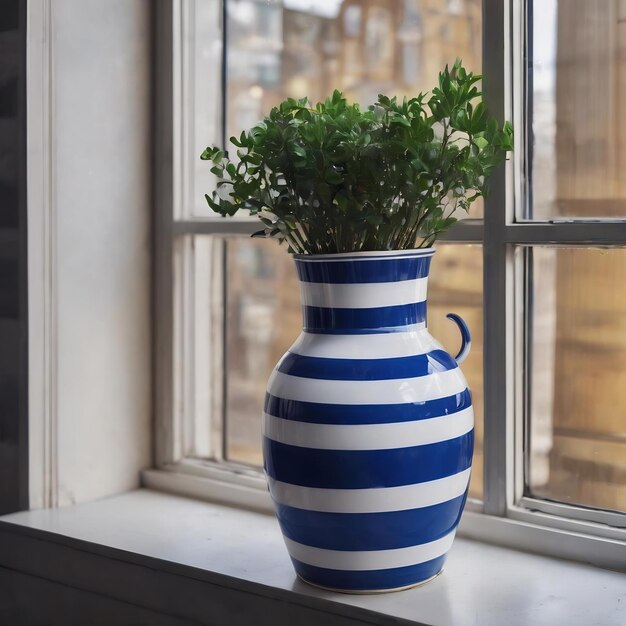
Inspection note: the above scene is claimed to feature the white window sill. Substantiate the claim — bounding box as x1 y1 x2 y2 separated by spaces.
0 489 624 626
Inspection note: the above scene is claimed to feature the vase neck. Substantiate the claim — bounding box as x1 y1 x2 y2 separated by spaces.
294 251 433 335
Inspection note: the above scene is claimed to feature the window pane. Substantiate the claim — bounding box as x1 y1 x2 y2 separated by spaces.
224 239 300 465
528 247 626 513
224 240 484 501
428 245 483 500
214 0 484 219
529 1 626 219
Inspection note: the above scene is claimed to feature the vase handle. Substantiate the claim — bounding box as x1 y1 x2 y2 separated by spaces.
446 313 471 364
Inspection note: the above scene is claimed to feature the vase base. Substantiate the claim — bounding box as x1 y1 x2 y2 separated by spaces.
296 568 443 595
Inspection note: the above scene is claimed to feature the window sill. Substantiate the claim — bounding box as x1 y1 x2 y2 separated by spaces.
0 490 624 626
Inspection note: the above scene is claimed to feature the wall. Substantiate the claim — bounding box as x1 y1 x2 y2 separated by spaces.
27 0 152 507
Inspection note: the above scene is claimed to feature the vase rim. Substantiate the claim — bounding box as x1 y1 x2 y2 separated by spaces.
292 248 435 262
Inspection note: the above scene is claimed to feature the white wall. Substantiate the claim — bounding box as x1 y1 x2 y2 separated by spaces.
28 0 152 507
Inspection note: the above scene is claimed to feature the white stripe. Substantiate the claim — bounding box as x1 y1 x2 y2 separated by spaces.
290 329 443 359
267 368 467 405
294 248 434 261
284 531 456 571
268 468 471 513
300 278 428 309
263 406 473 450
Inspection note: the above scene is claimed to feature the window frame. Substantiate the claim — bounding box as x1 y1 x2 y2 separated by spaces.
150 0 626 570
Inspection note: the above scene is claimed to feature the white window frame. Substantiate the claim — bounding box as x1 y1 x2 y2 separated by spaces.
146 0 626 572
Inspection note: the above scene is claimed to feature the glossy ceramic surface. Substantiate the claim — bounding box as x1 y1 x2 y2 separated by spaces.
263 249 474 593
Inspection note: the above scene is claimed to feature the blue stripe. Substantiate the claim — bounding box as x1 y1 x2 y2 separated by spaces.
291 555 446 591
278 350 457 381
295 256 432 284
275 495 467 551
264 389 472 424
303 302 427 333
263 431 474 489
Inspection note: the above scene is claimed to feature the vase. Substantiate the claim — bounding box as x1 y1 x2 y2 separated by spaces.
263 248 474 593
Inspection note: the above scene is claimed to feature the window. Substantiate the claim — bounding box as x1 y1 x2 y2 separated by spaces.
153 0 626 565
519 0 626 525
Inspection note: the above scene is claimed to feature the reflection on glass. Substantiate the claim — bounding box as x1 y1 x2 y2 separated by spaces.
530 1 626 219
225 239 485 501
529 248 626 512
219 0 483 219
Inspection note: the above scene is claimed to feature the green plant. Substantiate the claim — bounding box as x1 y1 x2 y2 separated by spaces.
201 60 513 254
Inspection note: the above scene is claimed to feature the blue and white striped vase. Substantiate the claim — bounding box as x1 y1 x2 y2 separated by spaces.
263 248 473 593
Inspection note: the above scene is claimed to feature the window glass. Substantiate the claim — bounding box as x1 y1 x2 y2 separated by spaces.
528 0 626 219
202 0 484 218
224 239 299 465
429 244 483 499
528 247 626 513
224 239 485 500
